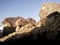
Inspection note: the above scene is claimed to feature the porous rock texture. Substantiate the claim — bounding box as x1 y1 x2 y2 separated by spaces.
0 3 60 45
26 18 36 26
2 17 25 27
0 12 60 45
39 3 60 19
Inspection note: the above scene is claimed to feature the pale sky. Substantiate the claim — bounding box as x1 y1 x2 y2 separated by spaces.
0 0 60 26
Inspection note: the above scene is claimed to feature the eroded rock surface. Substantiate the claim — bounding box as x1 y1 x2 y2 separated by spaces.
39 3 60 19
0 3 60 45
2 17 25 27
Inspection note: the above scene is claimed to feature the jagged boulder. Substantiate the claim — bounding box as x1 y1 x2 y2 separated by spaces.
2 17 37 36
0 11 60 45
35 21 41 27
2 17 24 27
26 18 36 26
1 3 60 45
3 27 16 36
45 11 60 40
16 23 35 32
15 18 28 27
15 18 37 32
2 17 26 36
39 3 60 19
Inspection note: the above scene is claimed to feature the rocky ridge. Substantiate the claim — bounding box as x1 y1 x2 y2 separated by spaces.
0 2 60 45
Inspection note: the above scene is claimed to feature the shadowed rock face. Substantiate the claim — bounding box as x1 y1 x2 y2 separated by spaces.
1 3 60 45
15 19 28 27
3 27 16 36
39 3 60 19
45 11 60 40
0 12 60 45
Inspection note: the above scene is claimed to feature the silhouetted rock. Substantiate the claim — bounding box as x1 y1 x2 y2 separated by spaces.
3 27 16 36
45 11 60 40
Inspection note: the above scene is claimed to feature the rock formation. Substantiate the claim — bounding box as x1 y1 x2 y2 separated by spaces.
0 11 60 45
2 17 25 27
15 18 28 27
39 3 60 19
45 11 60 40
0 3 60 45
2 17 28 36
3 27 16 36
26 18 36 26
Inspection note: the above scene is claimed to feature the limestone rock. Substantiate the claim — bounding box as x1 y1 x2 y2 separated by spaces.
2 17 24 27
39 3 60 19
16 23 35 32
0 23 36 42
15 18 28 27
2 21 11 27
0 12 60 44
36 21 41 27
1 3 60 44
26 18 36 26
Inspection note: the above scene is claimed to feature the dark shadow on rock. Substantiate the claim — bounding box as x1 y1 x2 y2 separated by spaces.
1 11 60 45
2 27 16 37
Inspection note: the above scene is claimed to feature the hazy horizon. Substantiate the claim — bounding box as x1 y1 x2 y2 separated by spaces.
0 0 60 26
